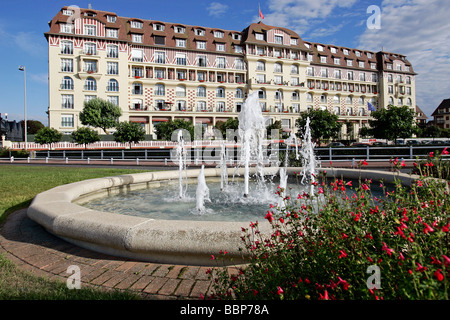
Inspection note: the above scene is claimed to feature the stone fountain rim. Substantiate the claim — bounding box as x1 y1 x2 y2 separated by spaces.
26 167 419 266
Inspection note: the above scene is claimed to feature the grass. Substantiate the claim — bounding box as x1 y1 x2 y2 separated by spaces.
0 165 150 300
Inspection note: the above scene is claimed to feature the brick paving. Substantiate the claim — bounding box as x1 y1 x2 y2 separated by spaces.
0 209 216 300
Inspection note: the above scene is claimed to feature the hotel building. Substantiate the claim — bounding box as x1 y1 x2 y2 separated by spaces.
45 6 417 140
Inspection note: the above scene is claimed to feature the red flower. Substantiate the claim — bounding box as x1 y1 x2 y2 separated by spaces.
265 211 274 223
442 223 449 232
339 250 348 259
423 223 434 234
434 269 444 281
362 159 368 166
416 263 427 272
442 255 450 267
442 147 449 155
337 277 349 290
382 242 394 256
429 152 434 157
277 286 284 295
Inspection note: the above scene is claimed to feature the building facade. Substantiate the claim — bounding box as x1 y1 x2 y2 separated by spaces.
45 6 417 140
432 99 450 129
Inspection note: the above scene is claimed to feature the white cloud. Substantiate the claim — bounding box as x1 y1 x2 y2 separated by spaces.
262 0 358 35
358 0 450 117
207 2 229 17
30 72 48 84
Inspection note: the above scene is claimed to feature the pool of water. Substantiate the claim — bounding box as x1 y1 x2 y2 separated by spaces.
82 177 388 222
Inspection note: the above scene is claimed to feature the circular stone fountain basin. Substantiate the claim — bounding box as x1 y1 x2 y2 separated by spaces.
27 167 418 266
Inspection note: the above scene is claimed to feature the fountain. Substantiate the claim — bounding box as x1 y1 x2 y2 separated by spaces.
27 93 413 266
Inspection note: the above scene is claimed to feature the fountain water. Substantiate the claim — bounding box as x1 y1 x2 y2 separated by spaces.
299 117 317 195
220 142 228 191
177 130 188 199
237 92 267 197
195 165 210 212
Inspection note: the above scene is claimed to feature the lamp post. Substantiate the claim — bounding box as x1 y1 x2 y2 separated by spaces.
18 65 27 151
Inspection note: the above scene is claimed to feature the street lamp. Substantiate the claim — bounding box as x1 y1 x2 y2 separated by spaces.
18 65 27 151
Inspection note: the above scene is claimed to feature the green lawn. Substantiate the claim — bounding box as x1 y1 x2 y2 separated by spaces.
0 165 150 299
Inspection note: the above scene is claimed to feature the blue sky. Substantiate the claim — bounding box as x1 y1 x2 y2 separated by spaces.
0 0 449 125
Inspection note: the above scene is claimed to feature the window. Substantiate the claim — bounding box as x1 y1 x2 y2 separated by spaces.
154 84 165 96
197 101 206 111
63 9 73 16
234 45 243 53
107 62 118 75
232 33 241 40
214 30 224 38
132 82 142 95
177 100 187 111
333 95 340 104
347 71 354 80
132 67 144 77
235 59 245 70
216 57 226 69
257 74 266 84
195 29 205 36
291 38 298 45
320 56 327 63
274 75 283 84
197 86 206 97
216 101 225 112
307 67 314 76
197 41 206 50
306 93 313 102
84 77 97 91
292 91 299 100
61 59 73 72
108 96 119 106
255 33 264 40
317 45 324 51
197 55 207 67
61 40 73 55
320 94 327 103
155 51 165 64
132 34 143 43
359 73 365 81
107 15 117 23
85 95 97 102
175 26 185 33
367 52 373 58
347 59 353 66
84 60 97 73
107 45 119 58
84 42 96 55
343 49 349 55
61 94 74 109
176 85 186 97
61 114 74 127
106 29 118 38
217 87 225 98
175 53 186 65
388 85 393 94
256 61 265 71
154 36 165 45
155 68 165 79
176 39 186 48
331 47 337 53
130 20 143 29
216 43 225 52
333 106 340 115
406 76 411 84
406 98 412 106
346 96 352 104
84 25 96 36
333 69 341 79
307 54 313 62
388 74 393 82
359 61 365 68
386 63 392 70
274 63 282 73
235 88 244 99
132 98 143 110
358 97 364 105
153 24 165 31
274 35 283 44
176 70 186 80
355 51 361 57
334 58 340 65
256 46 265 55
258 89 266 99
60 23 73 33
321 68 328 78
372 73 378 82
291 65 299 74
61 76 73 90
107 79 119 92
131 49 143 62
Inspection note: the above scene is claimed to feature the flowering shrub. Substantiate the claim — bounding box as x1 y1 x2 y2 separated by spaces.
208 160 449 300
412 147 450 180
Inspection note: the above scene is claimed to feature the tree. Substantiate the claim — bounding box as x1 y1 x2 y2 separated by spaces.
295 109 342 145
215 118 239 141
154 119 195 141
71 127 100 148
362 105 416 143
421 125 442 139
34 127 63 145
21 120 45 135
113 121 146 147
79 98 122 134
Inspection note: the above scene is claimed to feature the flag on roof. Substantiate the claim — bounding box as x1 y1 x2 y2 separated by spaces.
368 102 376 112
259 4 264 20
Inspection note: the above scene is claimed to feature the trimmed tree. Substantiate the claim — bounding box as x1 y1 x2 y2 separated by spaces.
71 127 100 149
79 98 122 134
362 105 416 143
113 121 146 147
34 127 63 145
154 119 195 141
295 109 342 146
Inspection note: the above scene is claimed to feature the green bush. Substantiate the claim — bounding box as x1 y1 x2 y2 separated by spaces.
209 156 449 300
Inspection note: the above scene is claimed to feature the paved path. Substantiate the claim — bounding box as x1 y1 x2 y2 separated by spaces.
0 209 218 300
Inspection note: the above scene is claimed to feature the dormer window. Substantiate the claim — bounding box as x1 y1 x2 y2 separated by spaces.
232 33 241 41
195 29 205 36
355 51 361 57
153 23 165 31
60 23 73 34
107 15 117 23
214 30 224 38
84 11 96 17
367 52 373 58
84 25 96 36
317 45 324 51
131 21 143 29
255 33 264 41
304 43 310 48
132 34 143 43
274 35 283 44
343 49 349 55
290 38 298 45
63 9 73 16
330 47 337 53
175 26 185 33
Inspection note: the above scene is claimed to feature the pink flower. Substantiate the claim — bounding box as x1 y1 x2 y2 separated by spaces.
277 286 284 295
382 242 394 256
318 187 324 194
319 290 329 300
442 147 449 155
416 263 427 272
337 277 349 291
361 184 370 191
423 223 434 234
429 152 434 157
346 181 352 187
339 250 348 259
442 255 450 267
265 211 274 223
